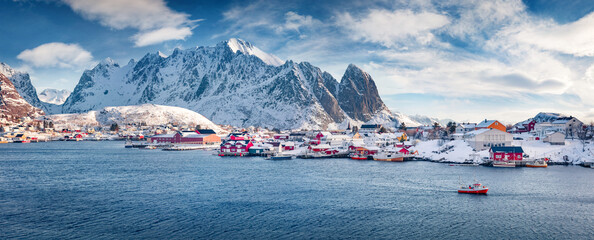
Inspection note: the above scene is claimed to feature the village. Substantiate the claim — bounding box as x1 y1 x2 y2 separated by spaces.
2 114 594 169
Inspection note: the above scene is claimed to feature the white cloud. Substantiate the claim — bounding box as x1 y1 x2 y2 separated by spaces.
61 0 198 46
17 42 94 68
508 12 594 57
336 9 450 47
276 11 321 34
132 27 193 47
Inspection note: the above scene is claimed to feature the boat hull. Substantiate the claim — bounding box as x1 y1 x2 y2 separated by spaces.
493 162 515 167
526 164 547 168
458 189 488 194
373 157 404 162
269 156 292 160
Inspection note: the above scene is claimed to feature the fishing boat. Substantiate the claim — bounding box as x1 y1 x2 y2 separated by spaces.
373 150 404 162
458 182 489 194
124 139 134 148
492 161 515 167
266 143 294 160
526 158 548 168
350 153 368 160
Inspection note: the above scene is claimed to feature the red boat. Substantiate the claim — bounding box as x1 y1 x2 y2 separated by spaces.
458 182 488 194
350 153 368 160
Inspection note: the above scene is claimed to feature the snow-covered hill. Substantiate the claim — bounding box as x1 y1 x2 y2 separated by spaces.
46 104 221 131
60 38 399 129
38 88 71 105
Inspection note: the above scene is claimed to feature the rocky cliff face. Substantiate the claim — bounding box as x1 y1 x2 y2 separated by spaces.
0 63 45 111
0 73 44 120
337 64 389 122
60 39 395 129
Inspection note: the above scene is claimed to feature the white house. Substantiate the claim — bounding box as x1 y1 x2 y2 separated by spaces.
543 132 565 145
456 123 477 134
551 117 583 138
464 128 513 151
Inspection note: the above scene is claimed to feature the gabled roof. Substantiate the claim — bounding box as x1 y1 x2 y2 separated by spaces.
476 120 497 128
490 146 523 153
551 117 577 124
361 124 382 129
464 128 491 137
196 129 216 134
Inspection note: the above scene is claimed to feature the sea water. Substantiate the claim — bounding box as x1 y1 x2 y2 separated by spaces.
1 141 593 239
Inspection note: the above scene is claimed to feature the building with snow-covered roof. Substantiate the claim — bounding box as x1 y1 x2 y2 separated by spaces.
456 123 477 134
359 124 383 135
475 119 506 132
464 128 512 151
551 116 582 138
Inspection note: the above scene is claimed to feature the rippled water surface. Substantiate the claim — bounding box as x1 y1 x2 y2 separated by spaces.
1 141 593 239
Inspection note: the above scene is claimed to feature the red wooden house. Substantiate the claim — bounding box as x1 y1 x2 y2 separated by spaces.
490 146 523 161
219 140 253 156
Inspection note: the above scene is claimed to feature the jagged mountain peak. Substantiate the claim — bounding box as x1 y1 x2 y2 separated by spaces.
337 64 389 122
99 57 117 66
0 62 18 78
222 38 284 66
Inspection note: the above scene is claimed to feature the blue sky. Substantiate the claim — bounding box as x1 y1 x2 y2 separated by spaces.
1 0 594 123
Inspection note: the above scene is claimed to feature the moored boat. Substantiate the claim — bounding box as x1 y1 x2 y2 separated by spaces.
526 158 548 168
373 151 404 162
458 182 489 194
350 153 368 160
492 161 515 167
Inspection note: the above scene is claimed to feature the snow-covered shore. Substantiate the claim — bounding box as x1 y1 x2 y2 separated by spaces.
411 137 594 165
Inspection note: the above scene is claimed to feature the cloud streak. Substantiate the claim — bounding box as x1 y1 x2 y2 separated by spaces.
62 0 199 47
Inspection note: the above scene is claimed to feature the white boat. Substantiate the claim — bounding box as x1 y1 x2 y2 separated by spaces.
373 150 404 162
526 158 548 168
493 161 516 168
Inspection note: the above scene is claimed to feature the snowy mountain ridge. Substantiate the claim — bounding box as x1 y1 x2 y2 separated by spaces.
59 38 400 130
39 88 71 105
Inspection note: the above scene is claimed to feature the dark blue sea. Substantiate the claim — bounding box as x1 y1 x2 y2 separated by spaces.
1 141 593 239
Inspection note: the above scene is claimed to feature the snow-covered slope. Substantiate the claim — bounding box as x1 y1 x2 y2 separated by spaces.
0 73 44 120
61 38 397 130
38 88 71 105
47 104 221 131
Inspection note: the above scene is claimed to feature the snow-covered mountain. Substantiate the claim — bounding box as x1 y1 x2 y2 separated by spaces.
408 114 455 127
61 38 398 129
46 104 221 131
513 112 568 126
0 72 44 121
38 88 71 105
0 63 45 111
